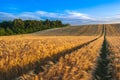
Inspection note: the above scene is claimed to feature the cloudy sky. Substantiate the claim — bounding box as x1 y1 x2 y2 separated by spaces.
0 0 120 25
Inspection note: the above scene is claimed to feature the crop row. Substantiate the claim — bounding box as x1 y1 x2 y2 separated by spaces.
0 36 97 80
15 36 104 80
107 37 120 79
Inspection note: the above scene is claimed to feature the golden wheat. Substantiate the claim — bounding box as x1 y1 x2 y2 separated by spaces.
17 36 104 80
107 37 120 79
0 35 98 80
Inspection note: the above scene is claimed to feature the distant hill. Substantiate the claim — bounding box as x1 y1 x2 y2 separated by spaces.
32 24 103 36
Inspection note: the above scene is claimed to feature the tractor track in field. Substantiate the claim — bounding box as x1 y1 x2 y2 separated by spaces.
34 33 103 74
13 37 102 80
13 26 104 80
93 25 113 80
33 26 104 74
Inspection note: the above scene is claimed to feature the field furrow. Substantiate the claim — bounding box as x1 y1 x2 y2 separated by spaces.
32 24 103 36
106 24 120 36
15 35 104 80
2 24 120 80
0 36 100 80
93 26 114 80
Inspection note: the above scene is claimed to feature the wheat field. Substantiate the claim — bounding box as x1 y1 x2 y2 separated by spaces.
32 24 102 36
25 36 104 80
107 37 120 80
0 24 120 80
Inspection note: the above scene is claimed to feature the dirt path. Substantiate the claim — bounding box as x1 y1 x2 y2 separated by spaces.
93 25 113 80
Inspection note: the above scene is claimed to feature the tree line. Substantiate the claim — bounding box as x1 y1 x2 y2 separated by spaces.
0 19 69 36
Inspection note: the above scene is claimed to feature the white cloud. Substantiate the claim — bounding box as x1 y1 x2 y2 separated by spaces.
0 12 17 21
0 10 94 24
36 11 58 18
0 10 120 25
64 10 94 20
0 12 41 21
95 14 120 24
18 12 41 20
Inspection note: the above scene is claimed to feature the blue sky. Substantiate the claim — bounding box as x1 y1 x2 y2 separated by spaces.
0 0 120 25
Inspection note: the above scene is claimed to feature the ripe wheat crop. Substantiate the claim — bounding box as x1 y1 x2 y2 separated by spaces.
16 36 104 80
0 36 97 80
107 37 120 79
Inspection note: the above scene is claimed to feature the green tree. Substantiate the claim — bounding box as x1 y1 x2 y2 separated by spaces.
45 19 51 29
0 19 67 36
0 28 5 36
6 27 14 35
13 19 24 33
